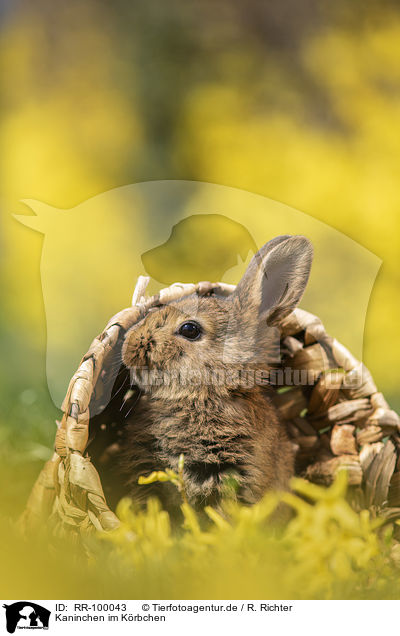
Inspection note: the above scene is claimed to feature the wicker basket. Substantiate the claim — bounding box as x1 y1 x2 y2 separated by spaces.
20 276 400 541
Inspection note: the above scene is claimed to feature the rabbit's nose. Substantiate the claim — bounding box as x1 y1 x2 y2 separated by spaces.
123 330 157 367
136 334 155 357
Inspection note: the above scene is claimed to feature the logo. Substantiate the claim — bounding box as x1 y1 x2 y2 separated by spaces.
2 603 50 634
14 181 381 410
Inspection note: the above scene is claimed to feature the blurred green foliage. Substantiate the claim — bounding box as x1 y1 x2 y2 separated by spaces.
1 0 399 401
2 471 400 599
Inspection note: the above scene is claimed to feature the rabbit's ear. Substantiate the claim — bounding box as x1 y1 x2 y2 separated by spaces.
232 235 313 325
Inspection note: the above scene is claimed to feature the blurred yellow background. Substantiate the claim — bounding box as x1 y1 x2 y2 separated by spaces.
0 0 399 526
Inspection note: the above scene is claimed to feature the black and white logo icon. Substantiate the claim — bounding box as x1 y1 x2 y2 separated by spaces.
2 602 50 634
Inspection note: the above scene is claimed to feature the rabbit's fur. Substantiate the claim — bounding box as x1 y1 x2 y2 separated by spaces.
119 235 313 511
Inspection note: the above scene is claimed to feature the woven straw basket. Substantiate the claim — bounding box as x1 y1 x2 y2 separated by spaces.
20 276 400 542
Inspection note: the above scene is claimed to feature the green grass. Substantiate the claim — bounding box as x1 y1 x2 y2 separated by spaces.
1 343 400 600
2 460 400 600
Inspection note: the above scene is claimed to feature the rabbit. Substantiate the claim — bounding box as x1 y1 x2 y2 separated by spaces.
118 235 313 513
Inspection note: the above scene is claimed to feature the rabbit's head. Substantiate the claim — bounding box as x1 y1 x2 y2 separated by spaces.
122 235 313 397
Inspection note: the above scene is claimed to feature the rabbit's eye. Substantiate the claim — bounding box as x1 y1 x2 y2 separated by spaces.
177 321 202 341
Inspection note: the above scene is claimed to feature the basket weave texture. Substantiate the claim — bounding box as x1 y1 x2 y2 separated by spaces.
20 277 400 541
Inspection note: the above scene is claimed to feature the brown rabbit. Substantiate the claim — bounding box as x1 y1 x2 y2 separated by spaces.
119 235 313 512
